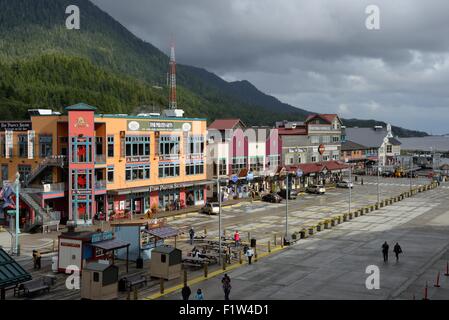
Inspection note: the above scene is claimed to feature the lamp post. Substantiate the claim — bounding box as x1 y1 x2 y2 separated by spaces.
285 174 288 240
409 156 413 193
14 172 20 256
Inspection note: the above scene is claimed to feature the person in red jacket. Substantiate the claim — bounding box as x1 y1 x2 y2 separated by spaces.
234 230 240 248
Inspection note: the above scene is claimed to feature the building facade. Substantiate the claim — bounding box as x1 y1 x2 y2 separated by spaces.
0 104 209 228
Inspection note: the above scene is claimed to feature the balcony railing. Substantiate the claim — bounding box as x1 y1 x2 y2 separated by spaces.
29 182 66 193
94 180 107 190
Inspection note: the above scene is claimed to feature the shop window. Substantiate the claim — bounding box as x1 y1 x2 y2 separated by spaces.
18 134 28 158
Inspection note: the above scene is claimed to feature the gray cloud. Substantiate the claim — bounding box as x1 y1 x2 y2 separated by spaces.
91 0 449 134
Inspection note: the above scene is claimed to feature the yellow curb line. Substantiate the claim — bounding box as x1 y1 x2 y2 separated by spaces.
143 246 285 300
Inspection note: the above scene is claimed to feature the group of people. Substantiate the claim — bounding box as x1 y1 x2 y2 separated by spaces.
382 241 403 262
181 274 232 301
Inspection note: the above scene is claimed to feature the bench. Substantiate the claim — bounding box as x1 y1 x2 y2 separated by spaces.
14 278 50 297
120 274 147 292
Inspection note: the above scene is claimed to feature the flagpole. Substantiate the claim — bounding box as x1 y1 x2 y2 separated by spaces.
15 172 20 256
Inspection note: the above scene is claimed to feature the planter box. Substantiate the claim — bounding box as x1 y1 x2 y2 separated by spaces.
354 211 359 217
300 230 308 239
331 218 338 227
324 221 331 229
316 223 324 232
343 214 348 222
308 226 317 235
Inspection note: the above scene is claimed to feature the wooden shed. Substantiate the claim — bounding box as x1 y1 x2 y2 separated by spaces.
80 262 119 300
150 246 182 280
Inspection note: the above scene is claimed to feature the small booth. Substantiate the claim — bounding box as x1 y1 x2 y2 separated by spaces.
150 245 182 280
112 219 179 262
57 230 130 273
81 262 119 300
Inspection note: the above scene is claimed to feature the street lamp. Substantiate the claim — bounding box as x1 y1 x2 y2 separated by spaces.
14 172 20 256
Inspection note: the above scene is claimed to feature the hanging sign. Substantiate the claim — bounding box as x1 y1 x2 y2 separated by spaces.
5 131 13 159
27 130 35 159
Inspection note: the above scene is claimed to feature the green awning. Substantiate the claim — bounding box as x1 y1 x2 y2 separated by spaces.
0 248 32 288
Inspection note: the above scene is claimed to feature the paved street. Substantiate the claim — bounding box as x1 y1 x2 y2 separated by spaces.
161 178 449 300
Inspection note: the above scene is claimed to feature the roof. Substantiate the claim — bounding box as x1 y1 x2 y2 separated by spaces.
152 245 181 254
0 248 32 288
285 160 349 174
65 103 97 111
59 231 98 240
89 239 130 251
277 127 307 136
208 119 245 130
143 227 179 239
344 127 388 148
341 140 369 151
389 137 402 146
305 114 339 124
84 262 117 272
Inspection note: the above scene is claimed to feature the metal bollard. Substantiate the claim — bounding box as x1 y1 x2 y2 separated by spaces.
204 263 208 278
274 234 277 247
268 241 271 253
223 258 227 270
183 270 188 286
160 277 164 294
239 251 242 264
254 246 258 262
133 287 138 300
204 228 207 236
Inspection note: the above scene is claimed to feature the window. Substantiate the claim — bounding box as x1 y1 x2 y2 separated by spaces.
125 136 150 157
322 136 331 143
71 169 92 190
1 164 8 182
159 135 180 159
214 159 227 176
93 272 99 282
231 157 246 174
186 161 205 175
267 155 280 169
249 156 264 172
71 137 92 163
18 135 28 158
125 165 150 181
95 137 103 156
39 135 52 157
310 136 320 144
158 162 180 178
107 136 114 157
187 135 205 156
322 155 329 161
311 156 317 162
332 136 340 142
387 145 392 153
107 167 114 183
161 254 166 263
18 165 31 182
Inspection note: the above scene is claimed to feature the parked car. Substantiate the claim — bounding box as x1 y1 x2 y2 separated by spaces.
277 189 298 200
199 202 220 215
306 185 326 194
262 193 283 203
336 181 354 188
382 171 394 177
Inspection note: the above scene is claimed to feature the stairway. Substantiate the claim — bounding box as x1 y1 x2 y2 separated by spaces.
20 189 60 232
24 155 67 187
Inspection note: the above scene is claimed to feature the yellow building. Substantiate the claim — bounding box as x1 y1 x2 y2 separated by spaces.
0 104 209 229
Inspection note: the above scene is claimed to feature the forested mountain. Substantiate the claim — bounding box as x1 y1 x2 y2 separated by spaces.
0 0 428 136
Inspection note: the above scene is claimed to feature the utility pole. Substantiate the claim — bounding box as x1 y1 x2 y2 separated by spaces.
377 150 380 204
349 164 352 214
217 161 222 265
409 156 412 192
285 174 288 241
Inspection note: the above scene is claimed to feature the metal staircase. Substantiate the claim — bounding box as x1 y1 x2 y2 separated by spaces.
20 189 60 232
24 155 67 187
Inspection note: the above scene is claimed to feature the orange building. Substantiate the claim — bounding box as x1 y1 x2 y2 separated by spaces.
0 103 209 229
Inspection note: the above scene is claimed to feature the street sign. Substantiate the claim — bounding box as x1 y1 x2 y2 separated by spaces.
318 144 326 155
296 169 303 177
6 210 16 216
231 175 239 183
246 172 254 181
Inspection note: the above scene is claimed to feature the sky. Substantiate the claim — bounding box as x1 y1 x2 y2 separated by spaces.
91 0 449 134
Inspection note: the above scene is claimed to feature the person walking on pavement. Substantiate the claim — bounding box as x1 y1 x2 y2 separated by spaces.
195 288 204 300
181 284 191 301
189 227 195 245
382 241 389 262
222 274 232 300
234 230 240 248
393 242 403 262
32 250 41 270
246 246 254 265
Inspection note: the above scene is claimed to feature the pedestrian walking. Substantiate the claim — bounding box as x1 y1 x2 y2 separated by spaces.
382 241 389 262
222 274 232 300
393 242 403 262
189 227 195 245
194 288 204 300
234 230 240 248
361 178 364 185
32 250 41 270
181 284 191 301
245 247 254 265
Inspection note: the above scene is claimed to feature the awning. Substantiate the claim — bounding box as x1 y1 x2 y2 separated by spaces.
0 248 32 289
89 239 130 251
149 180 213 191
110 187 150 195
143 227 179 239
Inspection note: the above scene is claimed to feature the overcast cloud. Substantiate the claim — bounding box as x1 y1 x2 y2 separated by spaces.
91 0 449 134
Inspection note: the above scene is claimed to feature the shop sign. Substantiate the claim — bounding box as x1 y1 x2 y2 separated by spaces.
296 169 303 177
91 231 113 243
127 120 192 132
246 172 254 181
74 116 89 128
0 121 32 131
231 175 239 183
5 130 13 158
288 148 306 153
318 144 326 155
27 130 35 159
126 156 150 162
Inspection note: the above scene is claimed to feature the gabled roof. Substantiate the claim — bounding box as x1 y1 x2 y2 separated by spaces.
305 114 339 124
277 127 307 136
0 248 32 288
341 140 369 151
344 127 388 148
65 103 97 111
389 137 402 146
208 119 245 130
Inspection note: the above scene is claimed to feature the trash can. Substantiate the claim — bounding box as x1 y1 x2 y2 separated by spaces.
118 278 127 292
136 257 143 269
250 238 256 248
51 256 58 273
